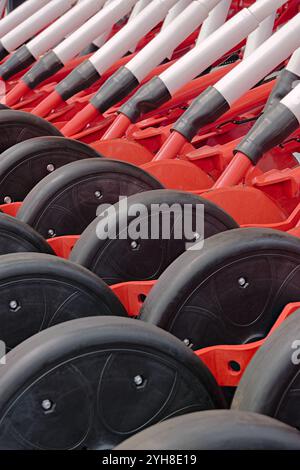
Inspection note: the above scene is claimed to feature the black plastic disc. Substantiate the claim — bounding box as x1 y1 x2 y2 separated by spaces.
17 159 164 238
0 316 225 449
70 190 238 285
116 410 300 450
0 136 102 203
0 212 54 255
141 228 300 350
0 110 61 153
232 310 300 429
0 252 127 351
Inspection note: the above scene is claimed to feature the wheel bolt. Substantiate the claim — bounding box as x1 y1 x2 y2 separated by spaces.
134 375 144 387
47 164 55 173
9 300 19 311
48 229 56 238
41 399 53 411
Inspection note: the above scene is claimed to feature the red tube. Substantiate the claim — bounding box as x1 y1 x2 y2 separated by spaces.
154 131 188 161
213 152 253 188
62 103 100 137
32 90 64 117
6 80 30 107
102 113 132 140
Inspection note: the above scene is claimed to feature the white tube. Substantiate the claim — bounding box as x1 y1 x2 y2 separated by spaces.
244 12 276 58
287 48 300 77
128 0 154 53
126 0 221 82
129 0 153 21
162 0 192 30
92 0 115 48
1 0 76 52
28 0 106 59
160 0 288 95
196 0 231 45
214 12 300 105
89 0 178 75
250 0 287 23
0 0 50 39
281 81 300 122
54 0 138 65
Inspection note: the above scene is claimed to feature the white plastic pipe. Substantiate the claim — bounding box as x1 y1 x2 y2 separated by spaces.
129 0 153 21
0 0 50 39
54 0 138 65
27 0 106 59
89 0 178 76
281 81 300 122
196 0 231 45
1 0 76 53
287 48 300 77
214 12 300 105
125 0 221 82
128 0 154 53
160 0 288 95
162 0 192 30
244 12 276 58
92 0 116 49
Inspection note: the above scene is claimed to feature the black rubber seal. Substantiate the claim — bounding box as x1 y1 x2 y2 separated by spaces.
0 42 9 62
80 43 99 56
235 103 299 165
23 51 63 90
173 86 230 141
91 66 139 113
0 45 35 80
56 60 100 101
264 69 300 113
120 76 171 123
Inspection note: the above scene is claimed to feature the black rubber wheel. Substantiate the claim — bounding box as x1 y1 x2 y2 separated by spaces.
0 212 54 255
116 410 300 450
0 110 61 153
70 190 238 285
17 159 164 238
0 252 127 351
0 316 226 449
0 136 102 203
141 228 300 350
232 310 300 430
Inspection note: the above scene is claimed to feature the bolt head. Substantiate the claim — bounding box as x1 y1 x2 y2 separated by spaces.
183 338 190 346
4 196 12 204
9 300 18 310
134 375 143 386
41 399 53 411
238 277 247 287
95 191 102 199
48 229 56 238
47 164 55 173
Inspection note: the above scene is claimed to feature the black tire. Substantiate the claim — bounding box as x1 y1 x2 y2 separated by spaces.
0 212 54 255
0 136 102 203
17 159 164 238
232 310 300 429
0 252 127 350
141 228 300 350
0 316 226 449
116 410 300 450
0 110 61 153
70 190 238 285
